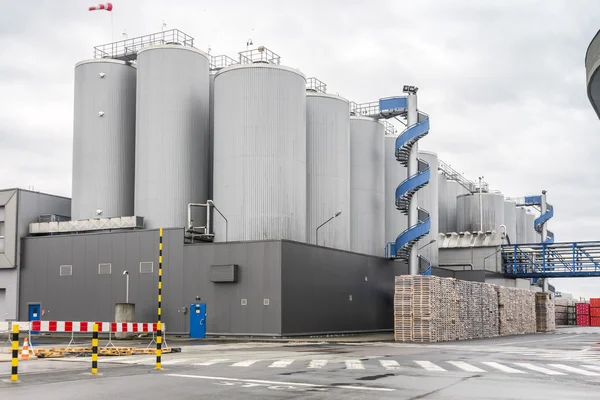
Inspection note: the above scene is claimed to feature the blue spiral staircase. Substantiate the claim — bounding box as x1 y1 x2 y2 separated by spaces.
518 195 555 243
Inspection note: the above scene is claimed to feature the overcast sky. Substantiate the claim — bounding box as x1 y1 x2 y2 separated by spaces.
1 1 599 297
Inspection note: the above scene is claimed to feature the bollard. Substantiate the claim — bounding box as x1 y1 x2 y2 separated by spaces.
156 227 163 370
91 323 98 375
156 321 162 370
11 324 18 382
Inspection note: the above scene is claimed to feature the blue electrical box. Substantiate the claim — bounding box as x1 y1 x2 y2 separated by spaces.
29 304 41 334
189 303 207 339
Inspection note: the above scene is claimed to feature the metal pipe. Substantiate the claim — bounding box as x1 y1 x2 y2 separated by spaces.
439 263 474 271
407 93 418 275
315 210 342 246
207 200 228 242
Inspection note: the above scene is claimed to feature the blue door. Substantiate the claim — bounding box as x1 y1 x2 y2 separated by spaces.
189 303 206 339
29 304 41 334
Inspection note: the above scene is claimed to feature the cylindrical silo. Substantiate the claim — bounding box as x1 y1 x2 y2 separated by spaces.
418 151 439 267
208 70 217 200
349 116 385 256
135 45 210 229
71 59 136 220
213 63 306 242
457 192 505 233
306 92 351 250
438 173 448 234
384 135 407 247
526 212 537 243
516 207 528 243
503 200 517 243
446 180 469 232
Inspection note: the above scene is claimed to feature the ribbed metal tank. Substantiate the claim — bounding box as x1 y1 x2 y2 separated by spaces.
526 212 537 243
445 180 469 232
515 207 528 243
418 151 439 267
71 59 136 220
437 173 448 234
349 116 385 256
134 45 210 229
306 92 350 249
213 63 306 241
384 135 407 247
457 192 505 232
503 200 517 243
208 70 217 199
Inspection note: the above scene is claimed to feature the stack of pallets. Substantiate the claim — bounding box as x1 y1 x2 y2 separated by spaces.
393 276 414 342
576 303 591 326
535 292 556 332
590 298 600 327
481 283 500 338
496 286 536 336
567 301 577 325
554 298 569 326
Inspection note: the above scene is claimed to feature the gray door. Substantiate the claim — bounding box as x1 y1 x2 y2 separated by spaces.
0 289 6 321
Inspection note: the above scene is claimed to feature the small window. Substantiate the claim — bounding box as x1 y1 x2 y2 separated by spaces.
263 299 270 306
98 263 111 275
241 299 248 306
140 262 153 274
60 265 73 276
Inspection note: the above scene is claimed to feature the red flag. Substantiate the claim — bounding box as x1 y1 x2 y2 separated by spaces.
89 3 113 11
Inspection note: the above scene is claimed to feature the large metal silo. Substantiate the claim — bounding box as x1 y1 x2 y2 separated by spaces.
418 151 439 267
71 59 136 220
516 207 528 243
213 64 306 242
445 180 468 232
306 92 350 249
349 116 385 256
526 212 537 243
437 173 448 234
457 192 505 233
134 45 210 229
208 70 217 199
384 135 407 247
503 200 517 243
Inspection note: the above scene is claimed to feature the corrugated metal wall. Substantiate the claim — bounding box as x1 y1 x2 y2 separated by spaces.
213 64 307 242
418 151 439 267
134 45 210 229
437 173 448 234
71 60 136 220
349 117 385 256
515 207 528 243
306 93 350 249
384 135 407 247
504 200 517 243
457 193 505 233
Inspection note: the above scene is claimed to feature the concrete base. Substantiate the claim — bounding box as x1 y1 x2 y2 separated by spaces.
115 303 135 339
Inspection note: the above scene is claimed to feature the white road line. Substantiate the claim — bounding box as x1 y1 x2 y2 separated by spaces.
166 374 395 392
548 364 600 376
447 361 487 373
116 356 156 364
379 360 401 370
513 363 566 375
161 359 190 365
345 360 365 370
414 361 447 372
308 360 328 369
481 362 526 374
231 360 261 367
192 359 229 366
582 365 600 372
268 360 294 368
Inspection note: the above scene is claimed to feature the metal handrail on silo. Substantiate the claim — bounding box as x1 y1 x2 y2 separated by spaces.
306 77 327 93
238 46 281 65
93 29 195 61
210 55 237 70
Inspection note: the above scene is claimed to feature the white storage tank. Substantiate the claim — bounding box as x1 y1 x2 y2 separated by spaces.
71 59 136 220
213 63 306 242
457 192 505 233
516 207 528 243
527 211 537 243
349 116 385 256
503 200 517 243
208 70 217 199
418 151 439 267
384 135 407 248
135 45 210 229
306 92 351 249
445 180 469 233
437 173 448 234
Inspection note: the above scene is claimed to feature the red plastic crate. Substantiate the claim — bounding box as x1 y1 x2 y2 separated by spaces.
591 298 600 307
591 307 600 317
591 317 600 327
576 303 590 315
577 314 591 326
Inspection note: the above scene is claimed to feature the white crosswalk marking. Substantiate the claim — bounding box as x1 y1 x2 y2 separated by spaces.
379 360 401 370
582 365 600 372
481 362 526 374
548 364 600 376
161 359 189 365
414 361 447 372
308 360 328 369
231 360 261 367
193 359 229 366
268 360 294 368
448 361 486 373
345 360 365 370
513 363 566 375
117 356 156 364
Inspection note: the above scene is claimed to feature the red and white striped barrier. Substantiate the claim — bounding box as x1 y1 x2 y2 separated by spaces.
23 321 164 333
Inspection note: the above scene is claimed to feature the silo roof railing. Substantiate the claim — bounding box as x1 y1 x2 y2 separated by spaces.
438 159 489 193
306 77 327 93
238 47 281 65
382 120 397 136
210 55 238 70
93 29 195 61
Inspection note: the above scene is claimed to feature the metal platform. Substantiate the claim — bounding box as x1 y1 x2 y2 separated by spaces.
502 242 600 278
93 29 194 61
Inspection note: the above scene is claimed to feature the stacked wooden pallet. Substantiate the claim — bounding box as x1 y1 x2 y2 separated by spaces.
535 292 556 332
554 298 569 326
496 286 536 336
481 283 500 338
393 276 413 342
567 301 576 325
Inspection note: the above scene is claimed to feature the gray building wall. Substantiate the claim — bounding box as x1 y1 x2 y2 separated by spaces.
439 246 502 274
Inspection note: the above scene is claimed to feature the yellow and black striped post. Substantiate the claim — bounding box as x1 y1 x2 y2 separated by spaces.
11 323 18 382
156 227 163 370
91 323 98 375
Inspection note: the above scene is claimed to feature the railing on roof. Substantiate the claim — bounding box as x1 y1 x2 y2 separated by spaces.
238 46 281 65
306 77 327 93
382 120 397 136
438 159 489 193
93 29 195 61
210 55 237 70
350 101 380 117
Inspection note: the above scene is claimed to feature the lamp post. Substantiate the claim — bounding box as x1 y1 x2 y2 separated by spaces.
316 210 342 246
123 271 129 303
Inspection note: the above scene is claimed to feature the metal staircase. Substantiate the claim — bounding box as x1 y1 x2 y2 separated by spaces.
507 192 554 243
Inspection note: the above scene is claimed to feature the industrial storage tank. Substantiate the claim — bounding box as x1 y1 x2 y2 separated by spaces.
526 211 537 243
349 116 385 256
306 92 351 249
71 59 136 220
444 180 469 233
516 207 528 243
418 151 439 267
135 45 210 229
208 70 217 199
503 200 517 243
384 135 407 248
213 63 306 242
438 173 448 234
457 192 505 233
